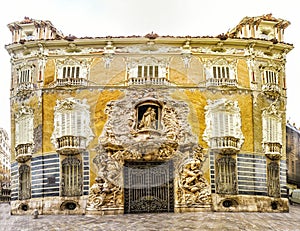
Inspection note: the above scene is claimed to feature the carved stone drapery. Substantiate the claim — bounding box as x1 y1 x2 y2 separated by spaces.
176 146 211 206
87 176 123 210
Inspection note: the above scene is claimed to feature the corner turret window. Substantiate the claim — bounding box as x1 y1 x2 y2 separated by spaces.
15 65 35 93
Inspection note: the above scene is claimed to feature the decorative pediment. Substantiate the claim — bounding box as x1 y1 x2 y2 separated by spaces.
262 103 282 118
203 58 236 68
15 105 34 119
205 99 239 113
54 97 89 112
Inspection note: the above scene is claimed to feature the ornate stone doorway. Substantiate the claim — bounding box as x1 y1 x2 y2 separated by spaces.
124 160 174 214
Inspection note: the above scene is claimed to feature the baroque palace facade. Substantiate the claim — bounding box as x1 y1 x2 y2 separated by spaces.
6 14 293 215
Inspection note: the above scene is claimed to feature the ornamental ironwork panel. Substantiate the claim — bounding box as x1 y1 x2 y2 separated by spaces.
124 161 174 214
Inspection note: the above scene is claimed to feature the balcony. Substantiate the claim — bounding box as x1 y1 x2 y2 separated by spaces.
263 142 282 160
54 78 88 87
56 135 87 155
16 82 34 97
15 143 33 163
262 83 281 99
206 78 237 87
210 136 240 154
128 77 170 86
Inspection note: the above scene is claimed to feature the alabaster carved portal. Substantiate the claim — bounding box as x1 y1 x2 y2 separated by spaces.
87 89 211 212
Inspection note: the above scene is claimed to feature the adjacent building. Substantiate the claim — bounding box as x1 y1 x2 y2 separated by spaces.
0 128 11 202
286 121 300 188
5 14 293 215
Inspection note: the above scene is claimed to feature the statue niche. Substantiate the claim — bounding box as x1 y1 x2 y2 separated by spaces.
136 103 161 131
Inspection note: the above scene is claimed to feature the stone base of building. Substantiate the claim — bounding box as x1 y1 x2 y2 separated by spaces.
211 194 289 212
10 194 289 215
86 207 124 215
175 204 212 213
11 196 88 215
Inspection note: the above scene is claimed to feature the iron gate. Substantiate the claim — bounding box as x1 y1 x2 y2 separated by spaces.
124 160 174 214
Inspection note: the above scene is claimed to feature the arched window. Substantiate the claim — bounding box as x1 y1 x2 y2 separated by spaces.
61 156 82 197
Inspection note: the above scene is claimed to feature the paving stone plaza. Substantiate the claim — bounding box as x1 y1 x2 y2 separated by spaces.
1 203 300 231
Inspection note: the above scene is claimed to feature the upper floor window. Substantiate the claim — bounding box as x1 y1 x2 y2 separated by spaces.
262 104 282 157
18 69 32 84
15 65 35 93
263 116 281 143
55 58 90 87
51 98 94 153
205 59 237 87
62 66 80 79
212 66 230 79
138 65 159 78
204 99 244 153
15 106 34 146
126 57 169 85
263 70 278 85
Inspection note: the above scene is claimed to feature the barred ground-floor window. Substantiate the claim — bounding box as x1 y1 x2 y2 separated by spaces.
61 156 83 197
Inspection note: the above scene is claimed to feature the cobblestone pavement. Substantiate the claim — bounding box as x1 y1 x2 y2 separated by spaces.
1 203 300 231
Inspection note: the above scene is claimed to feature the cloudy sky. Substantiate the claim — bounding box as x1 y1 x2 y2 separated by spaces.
0 0 299 136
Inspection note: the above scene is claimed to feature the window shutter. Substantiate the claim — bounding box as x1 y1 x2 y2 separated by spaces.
155 66 159 77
